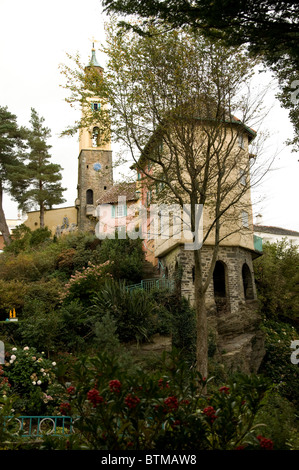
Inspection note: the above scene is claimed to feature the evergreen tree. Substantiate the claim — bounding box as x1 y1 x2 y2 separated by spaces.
0 106 28 245
19 108 66 227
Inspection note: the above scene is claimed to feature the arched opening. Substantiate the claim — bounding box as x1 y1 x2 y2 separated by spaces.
86 189 94 205
213 260 229 314
242 263 254 300
92 127 100 147
213 261 226 298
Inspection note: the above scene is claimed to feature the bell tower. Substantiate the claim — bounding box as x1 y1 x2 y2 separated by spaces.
76 45 113 232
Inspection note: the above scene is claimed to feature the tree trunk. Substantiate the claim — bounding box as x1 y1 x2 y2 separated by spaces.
39 202 45 228
194 247 208 379
0 181 11 246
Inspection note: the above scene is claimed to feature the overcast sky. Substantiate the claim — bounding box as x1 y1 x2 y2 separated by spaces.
0 0 298 231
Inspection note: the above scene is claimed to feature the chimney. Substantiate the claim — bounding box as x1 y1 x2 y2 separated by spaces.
255 214 263 225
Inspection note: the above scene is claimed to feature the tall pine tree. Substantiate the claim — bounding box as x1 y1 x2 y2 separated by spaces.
20 108 66 227
0 106 28 245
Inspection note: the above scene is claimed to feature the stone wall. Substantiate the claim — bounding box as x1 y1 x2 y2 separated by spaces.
160 244 265 373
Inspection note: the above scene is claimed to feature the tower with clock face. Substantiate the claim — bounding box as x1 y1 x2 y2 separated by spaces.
75 46 113 232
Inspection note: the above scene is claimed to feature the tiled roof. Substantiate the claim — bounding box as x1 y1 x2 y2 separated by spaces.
254 225 299 237
96 182 138 205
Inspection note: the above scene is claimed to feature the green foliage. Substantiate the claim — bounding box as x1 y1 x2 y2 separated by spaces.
259 319 299 406
254 240 299 323
0 279 29 319
96 235 144 283
0 106 28 245
255 391 299 450
59 261 113 306
90 280 157 343
2 346 59 415
148 290 196 361
18 108 66 222
52 350 271 450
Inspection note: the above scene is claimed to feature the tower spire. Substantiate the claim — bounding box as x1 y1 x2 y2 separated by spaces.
88 38 102 68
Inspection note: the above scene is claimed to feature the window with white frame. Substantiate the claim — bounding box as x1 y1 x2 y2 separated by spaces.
112 204 127 218
115 204 126 218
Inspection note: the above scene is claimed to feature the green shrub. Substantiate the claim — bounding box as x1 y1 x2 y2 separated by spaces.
90 280 157 343
259 320 299 406
53 350 272 450
254 240 299 323
59 261 113 306
96 234 144 283
0 279 29 319
2 346 59 415
255 391 299 450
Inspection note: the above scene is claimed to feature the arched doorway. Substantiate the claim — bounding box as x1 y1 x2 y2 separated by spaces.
213 260 229 313
213 261 226 298
242 263 254 300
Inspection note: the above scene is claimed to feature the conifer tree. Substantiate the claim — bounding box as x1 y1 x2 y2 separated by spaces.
0 106 28 245
19 108 66 228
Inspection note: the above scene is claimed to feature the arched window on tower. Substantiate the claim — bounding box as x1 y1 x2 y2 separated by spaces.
242 263 254 300
86 189 94 205
92 127 100 148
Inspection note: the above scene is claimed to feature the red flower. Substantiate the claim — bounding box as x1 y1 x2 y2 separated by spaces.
257 435 274 450
158 378 170 389
87 388 104 407
67 386 76 395
219 386 230 394
109 379 122 393
181 399 190 406
163 396 179 413
125 393 141 409
171 419 181 428
60 402 71 415
203 406 217 423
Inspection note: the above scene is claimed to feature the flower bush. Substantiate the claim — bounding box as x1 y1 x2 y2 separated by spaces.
2 346 59 415
53 350 273 450
59 260 113 305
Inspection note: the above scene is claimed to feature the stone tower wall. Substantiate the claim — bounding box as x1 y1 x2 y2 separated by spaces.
76 149 113 232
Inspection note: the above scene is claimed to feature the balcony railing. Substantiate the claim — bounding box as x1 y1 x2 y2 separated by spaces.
126 278 175 293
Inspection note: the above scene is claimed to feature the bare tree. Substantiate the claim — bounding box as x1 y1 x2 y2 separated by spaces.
61 22 272 377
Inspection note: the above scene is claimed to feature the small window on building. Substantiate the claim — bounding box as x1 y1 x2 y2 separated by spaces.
112 204 127 218
241 210 249 228
86 189 94 205
91 102 100 111
92 127 100 147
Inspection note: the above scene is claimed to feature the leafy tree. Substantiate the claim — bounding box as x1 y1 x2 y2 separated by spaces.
254 240 299 324
102 0 299 66
0 106 28 245
19 108 66 227
101 0 299 149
